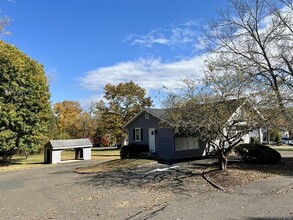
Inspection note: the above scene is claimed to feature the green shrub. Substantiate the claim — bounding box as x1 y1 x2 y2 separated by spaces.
269 129 282 143
235 144 281 164
120 143 149 159
0 148 17 164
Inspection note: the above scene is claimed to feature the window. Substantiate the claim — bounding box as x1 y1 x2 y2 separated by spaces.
175 137 199 151
134 128 142 141
145 112 149 119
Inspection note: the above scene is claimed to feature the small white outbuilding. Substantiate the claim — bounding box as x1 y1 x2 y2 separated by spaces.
44 138 92 164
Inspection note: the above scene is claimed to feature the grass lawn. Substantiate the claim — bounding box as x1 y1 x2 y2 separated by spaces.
0 149 120 173
61 149 120 161
92 149 121 157
0 154 49 172
271 147 293 151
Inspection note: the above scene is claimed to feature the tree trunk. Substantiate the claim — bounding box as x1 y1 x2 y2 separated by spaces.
273 85 293 127
218 153 228 170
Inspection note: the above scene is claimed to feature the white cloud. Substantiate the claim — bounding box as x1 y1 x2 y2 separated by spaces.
79 55 206 98
79 19 206 106
126 20 201 49
182 19 201 27
79 93 105 109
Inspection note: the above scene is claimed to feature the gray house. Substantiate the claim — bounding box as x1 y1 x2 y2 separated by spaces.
123 101 263 161
123 108 208 160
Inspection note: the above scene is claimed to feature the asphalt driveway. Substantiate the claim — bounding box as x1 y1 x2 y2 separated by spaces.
0 155 293 220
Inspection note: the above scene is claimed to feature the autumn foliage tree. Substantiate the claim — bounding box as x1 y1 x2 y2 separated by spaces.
53 101 82 139
53 101 98 140
96 81 153 147
0 41 52 161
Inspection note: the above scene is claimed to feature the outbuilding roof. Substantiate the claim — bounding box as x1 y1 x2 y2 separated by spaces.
45 138 92 150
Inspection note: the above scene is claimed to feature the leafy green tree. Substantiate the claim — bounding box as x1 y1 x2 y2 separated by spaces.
0 41 51 161
269 129 282 143
97 81 153 147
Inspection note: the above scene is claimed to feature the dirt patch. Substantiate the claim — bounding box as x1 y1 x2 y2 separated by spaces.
74 159 155 174
206 158 293 189
206 168 273 189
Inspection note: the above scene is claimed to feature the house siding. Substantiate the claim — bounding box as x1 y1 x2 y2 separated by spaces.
125 111 176 158
127 112 160 146
125 110 210 160
156 128 175 158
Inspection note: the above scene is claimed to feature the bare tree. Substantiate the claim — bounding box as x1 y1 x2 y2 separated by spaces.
164 80 263 170
203 0 293 130
0 15 10 36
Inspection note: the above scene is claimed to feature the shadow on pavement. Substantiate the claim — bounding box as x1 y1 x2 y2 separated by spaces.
75 163 209 195
75 154 293 195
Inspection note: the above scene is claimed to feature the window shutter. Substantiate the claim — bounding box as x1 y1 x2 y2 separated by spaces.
133 129 135 141
141 128 143 141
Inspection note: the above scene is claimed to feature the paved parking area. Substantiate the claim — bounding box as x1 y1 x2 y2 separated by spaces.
0 155 293 219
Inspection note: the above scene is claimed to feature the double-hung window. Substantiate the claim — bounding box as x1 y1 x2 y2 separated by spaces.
134 128 142 141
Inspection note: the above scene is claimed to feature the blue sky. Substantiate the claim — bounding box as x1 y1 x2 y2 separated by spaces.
0 0 228 107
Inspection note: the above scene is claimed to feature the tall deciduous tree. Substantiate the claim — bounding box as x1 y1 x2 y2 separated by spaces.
53 101 82 139
0 41 52 161
97 81 153 147
53 101 98 139
203 0 293 129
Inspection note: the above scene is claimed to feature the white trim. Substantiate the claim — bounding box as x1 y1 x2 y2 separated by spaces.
52 145 92 150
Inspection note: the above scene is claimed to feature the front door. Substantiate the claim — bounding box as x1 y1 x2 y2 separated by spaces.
149 128 156 152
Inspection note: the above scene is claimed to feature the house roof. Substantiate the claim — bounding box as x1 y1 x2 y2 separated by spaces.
123 98 254 129
123 108 168 128
45 138 92 150
145 108 168 121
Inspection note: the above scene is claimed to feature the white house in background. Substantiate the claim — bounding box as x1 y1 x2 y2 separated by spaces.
281 130 290 139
